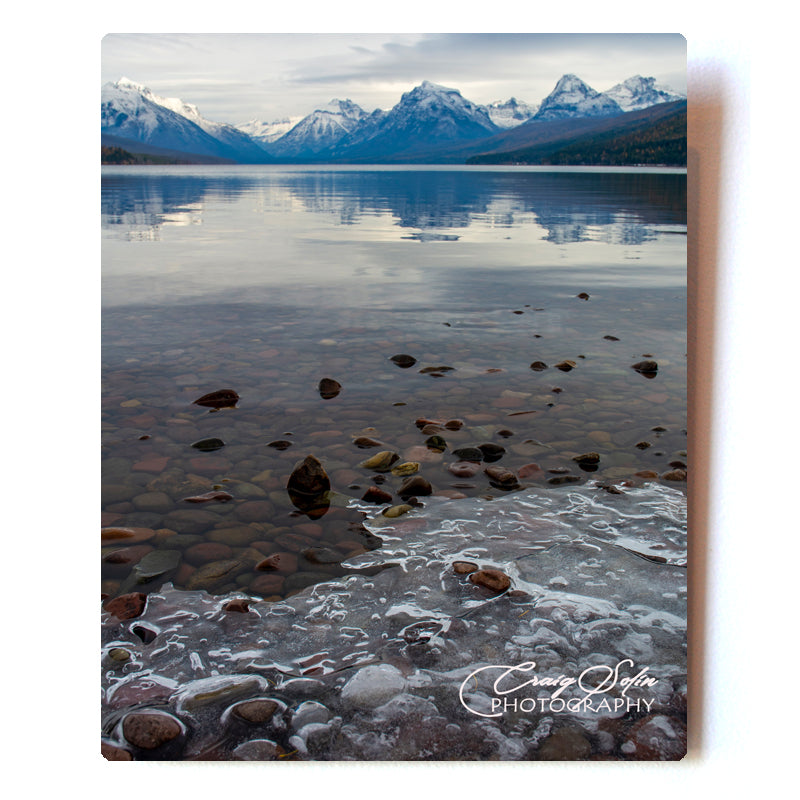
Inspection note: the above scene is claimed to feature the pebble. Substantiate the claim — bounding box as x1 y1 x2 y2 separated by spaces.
122 711 184 750
318 378 342 400
478 443 505 462
572 452 600 466
362 486 394 504
101 741 133 761
448 461 481 478
661 469 687 482
452 446 483 462
632 360 659 377
182 490 234 503
223 598 250 613
103 592 147 620
382 504 413 518
255 553 298 574
453 561 479 575
391 461 420 477
469 568 511 593
390 354 417 368
267 439 293 450
352 436 383 449
398 475 433 497
287 454 331 496
192 389 239 409
233 739 281 760
518 463 545 480
555 360 576 372
340 664 406 709
191 437 226 452
530 361 548 371
359 451 400 472
184 542 234 566
230 698 282 724
484 466 519 488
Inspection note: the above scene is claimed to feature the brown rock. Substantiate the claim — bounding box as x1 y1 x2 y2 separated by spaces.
255 552 298 574
250 574 285 596
103 544 154 565
103 592 147 620
359 450 400 473
318 378 342 400
101 526 156 544
530 361 548 371
484 465 519 487
469 569 511 593
572 452 600 466
184 542 234 566
183 490 234 503
193 389 239 409
448 461 480 478
453 561 479 575
398 475 433 497
231 699 281 724
287 455 331 496
554 360 576 372
390 354 417 368
518 463 545 480
661 468 687 482
362 485 394 504
101 741 133 761
632 360 658 377
352 436 383 449
223 598 251 613
122 711 183 750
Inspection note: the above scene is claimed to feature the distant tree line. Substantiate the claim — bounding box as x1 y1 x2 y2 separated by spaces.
101 146 180 165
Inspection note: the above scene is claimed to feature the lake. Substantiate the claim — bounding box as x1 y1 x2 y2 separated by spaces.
101 165 687 761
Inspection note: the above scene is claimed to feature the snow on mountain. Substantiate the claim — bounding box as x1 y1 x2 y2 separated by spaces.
483 97 538 128
236 117 304 145
533 74 623 122
101 78 270 162
600 75 685 112
333 80 500 160
267 99 373 158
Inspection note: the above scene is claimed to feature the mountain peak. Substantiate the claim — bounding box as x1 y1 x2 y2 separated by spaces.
534 74 622 121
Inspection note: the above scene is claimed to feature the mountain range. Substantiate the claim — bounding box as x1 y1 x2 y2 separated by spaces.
101 74 685 166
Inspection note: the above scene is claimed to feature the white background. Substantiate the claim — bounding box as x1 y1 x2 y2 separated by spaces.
3 3 790 794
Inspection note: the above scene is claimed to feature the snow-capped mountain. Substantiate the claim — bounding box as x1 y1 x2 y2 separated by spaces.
483 97 538 128
601 75 685 112
332 81 500 160
101 78 271 162
267 99 375 158
533 74 623 122
237 116 304 145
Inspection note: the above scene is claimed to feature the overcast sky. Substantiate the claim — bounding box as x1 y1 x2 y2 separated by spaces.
101 33 686 125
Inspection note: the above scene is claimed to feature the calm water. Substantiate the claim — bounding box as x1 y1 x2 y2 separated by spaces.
101 166 686 602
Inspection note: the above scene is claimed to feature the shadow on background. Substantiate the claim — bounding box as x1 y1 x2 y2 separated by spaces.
687 64 725 759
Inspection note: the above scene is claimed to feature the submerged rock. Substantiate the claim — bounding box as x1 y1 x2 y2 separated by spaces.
340 664 406 709
398 475 433 497
183 490 234 503
318 378 342 400
192 389 239 409
359 451 400 473
469 568 511 593
555 360 576 372
191 438 225 452
103 592 147 620
632 360 659 377
389 354 417 368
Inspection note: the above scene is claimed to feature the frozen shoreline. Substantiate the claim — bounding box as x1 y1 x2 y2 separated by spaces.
102 481 687 760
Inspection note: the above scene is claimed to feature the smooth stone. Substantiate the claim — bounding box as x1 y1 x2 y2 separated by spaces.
478 443 505 462
453 561 479 575
103 543 154 567
484 466 519 487
184 542 234 566
352 436 383 449
250 573 286 596
318 378 342 400
451 447 483 462
518 463 545 480
192 389 239 409
267 439 293 451
391 461 420 477
101 525 157 545
131 491 172 514
424 435 447 452
398 475 433 497
572 452 601 466
547 475 582 486
362 486 394 504
661 469 687 481
184 559 243 591
101 741 133 761
389 354 417 368
340 664 406 709
173 675 268 712
530 361 548 371
162 509 219 535
448 461 480 478
359 451 400 473
103 592 147 620
554 360 576 372
232 739 281 760
183 490 234 503
291 701 330 732
287 455 331 496
469 569 511 593
632 360 659 376
382 504 413 518
122 711 184 750
191 437 226 452
132 549 181 582
255 552 298 574
230 698 282 724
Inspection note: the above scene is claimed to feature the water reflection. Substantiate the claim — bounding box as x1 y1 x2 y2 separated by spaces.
102 167 686 244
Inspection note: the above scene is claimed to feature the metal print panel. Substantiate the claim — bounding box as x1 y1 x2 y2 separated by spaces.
101 33 687 762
